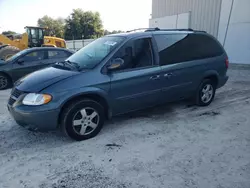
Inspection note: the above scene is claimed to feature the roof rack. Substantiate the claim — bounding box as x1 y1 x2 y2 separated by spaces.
126 28 158 33
151 28 208 33
127 28 195 32
126 27 206 33
145 28 194 32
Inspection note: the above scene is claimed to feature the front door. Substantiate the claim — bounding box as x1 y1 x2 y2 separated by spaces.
11 50 46 81
109 36 162 115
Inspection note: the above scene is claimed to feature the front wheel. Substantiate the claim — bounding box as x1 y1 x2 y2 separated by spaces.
60 99 105 141
196 79 216 106
0 73 11 90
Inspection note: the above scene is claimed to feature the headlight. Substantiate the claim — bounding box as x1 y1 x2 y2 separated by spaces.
22 93 52 106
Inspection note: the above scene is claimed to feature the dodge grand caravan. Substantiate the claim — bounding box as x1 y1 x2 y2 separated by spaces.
7 28 229 141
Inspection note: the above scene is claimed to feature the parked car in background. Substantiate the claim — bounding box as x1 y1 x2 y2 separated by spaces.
7 28 229 141
0 47 74 90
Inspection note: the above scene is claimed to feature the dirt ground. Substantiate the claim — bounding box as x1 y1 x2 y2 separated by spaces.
0 67 250 188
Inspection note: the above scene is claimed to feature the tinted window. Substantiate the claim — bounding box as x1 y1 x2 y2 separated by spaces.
154 34 224 66
22 51 45 62
113 38 153 70
48 50 69 59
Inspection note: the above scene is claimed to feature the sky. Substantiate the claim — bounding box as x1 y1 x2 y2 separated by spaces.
0 0 152 34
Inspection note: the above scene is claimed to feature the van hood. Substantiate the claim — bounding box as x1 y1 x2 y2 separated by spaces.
15 67 80 92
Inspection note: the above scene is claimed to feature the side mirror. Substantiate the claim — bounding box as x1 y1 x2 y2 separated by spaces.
17 58 24 65
107 58 124 71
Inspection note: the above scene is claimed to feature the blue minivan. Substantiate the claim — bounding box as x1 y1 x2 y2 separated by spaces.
7 28 229 141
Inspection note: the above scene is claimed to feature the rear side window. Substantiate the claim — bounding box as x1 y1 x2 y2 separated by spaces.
48 50 70 59
154 34 224 66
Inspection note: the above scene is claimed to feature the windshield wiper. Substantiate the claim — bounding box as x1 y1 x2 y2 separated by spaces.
56 60 80 71
65 60 81 70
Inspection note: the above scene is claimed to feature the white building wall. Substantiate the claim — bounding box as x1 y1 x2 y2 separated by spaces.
149 12 190 29
176 13 190 29
218 0 250 64
66 39 95 51
151 0 222 37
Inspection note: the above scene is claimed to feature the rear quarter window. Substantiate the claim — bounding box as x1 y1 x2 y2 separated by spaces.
154 33 224 66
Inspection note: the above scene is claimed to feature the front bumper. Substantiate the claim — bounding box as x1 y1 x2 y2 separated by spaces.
7 104 60 131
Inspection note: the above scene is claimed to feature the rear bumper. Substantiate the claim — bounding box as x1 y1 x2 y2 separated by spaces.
217 75 229 89
8 104 59 131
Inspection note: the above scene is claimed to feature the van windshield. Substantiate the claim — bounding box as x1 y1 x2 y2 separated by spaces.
66 36 125 70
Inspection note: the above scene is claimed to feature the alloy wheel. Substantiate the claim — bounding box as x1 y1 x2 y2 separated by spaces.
201 84 214 103
72 107 100 136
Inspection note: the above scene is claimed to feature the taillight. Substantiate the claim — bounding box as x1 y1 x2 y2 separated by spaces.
225 58 229 69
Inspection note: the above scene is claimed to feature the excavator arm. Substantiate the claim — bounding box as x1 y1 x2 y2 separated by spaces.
0 33 28 50
0 33 29 60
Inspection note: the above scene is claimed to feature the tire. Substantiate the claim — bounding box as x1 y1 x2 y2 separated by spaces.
195 79 216 106
0 46 20 60
0 73 11 90
60 99 105 141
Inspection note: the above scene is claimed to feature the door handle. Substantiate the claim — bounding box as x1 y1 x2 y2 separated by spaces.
150 75 160 80
164 73 173 78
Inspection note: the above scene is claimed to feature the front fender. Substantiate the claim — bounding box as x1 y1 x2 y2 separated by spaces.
0 71 13 83
59 86 111 108
41 86 111 111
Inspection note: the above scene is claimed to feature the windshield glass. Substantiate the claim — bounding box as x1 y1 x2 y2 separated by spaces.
5 49 29 62
66 36 125 70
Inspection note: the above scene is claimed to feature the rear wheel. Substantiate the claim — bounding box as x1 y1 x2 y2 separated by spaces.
196 79 216 106
0 46 20 60
0 73 11 90
60 99 105 141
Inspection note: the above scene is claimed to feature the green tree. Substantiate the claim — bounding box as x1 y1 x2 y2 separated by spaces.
37 15 65 38
2 31 17 35
64 9 103 40
104 30 110 35
111 30 124 34
103 30 124 35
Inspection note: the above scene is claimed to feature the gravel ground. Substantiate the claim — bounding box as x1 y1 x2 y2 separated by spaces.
0 67 250 188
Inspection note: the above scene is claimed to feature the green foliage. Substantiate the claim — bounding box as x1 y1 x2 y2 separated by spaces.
64 9 104 40
104 30 124 35
37 15 65 38
2 31 17 35
37 9 123 40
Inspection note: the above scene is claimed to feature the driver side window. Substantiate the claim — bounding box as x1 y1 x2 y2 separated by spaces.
21 51 45 62
113 37 153 71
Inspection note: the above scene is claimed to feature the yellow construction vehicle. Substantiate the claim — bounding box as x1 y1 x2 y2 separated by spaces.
0 26 66 60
